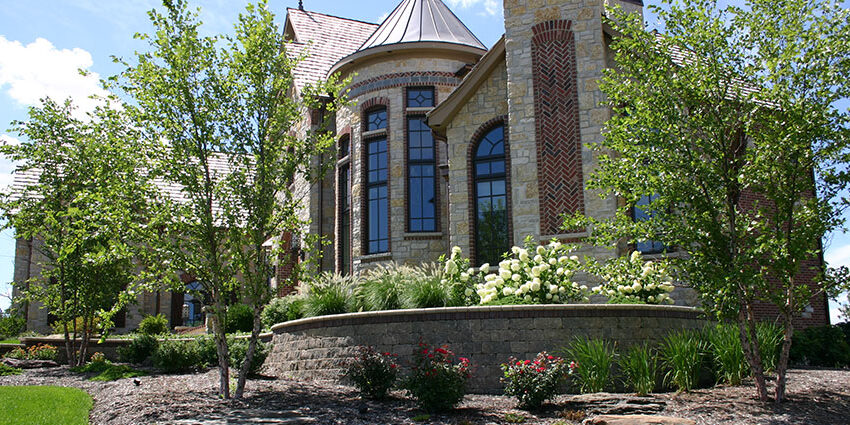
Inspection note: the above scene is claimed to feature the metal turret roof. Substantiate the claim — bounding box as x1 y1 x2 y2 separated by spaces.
359 0 486 52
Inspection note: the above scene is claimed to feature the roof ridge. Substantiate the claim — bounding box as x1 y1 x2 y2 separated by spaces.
286 7 380 27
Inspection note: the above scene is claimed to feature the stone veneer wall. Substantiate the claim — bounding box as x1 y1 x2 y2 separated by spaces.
264 304 707 394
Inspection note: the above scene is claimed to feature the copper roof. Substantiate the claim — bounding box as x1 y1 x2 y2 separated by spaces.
283 8 379 91
359 0 486 52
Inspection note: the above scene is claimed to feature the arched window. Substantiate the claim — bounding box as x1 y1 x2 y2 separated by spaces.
364 106 389 254
473 124 510 265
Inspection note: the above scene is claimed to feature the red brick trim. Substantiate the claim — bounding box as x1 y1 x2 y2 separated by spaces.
348 72 460 98
403 86 441 235
531 19 585 236
467 115 513 266
360 97 392 256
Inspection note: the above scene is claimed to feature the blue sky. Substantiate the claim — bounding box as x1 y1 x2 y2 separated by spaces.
0 0 847 322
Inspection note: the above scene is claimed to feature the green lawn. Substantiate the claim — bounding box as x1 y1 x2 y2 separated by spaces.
0 386 92 425
0 338 20 344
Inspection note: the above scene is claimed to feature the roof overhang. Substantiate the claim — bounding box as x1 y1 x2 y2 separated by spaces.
329 41 486 77
426 36 506 137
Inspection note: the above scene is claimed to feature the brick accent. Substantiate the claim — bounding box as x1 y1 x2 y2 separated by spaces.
531 19 585 236
276 231 299 297
360 97 392 256
403 86 441 235
467 115 512 266
347 72 461 98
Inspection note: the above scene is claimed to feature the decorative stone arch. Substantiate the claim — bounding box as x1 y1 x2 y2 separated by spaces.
466 115 513 266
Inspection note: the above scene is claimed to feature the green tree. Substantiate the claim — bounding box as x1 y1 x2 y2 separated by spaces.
566 0 850 402
116 0 345 398
0 98 161 366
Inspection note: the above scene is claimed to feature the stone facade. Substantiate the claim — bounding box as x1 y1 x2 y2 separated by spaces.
264 305 708 394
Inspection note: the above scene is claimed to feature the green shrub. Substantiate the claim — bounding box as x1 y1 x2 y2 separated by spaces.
0 315 25 340
343 346 399 400
501 352 571 410
261 296 305 328
660 330 706 392
138 314 169 336
403 342 471 412
153 339 201 373
401 269 453 309
358 264 408 311
565 337 616 393
226 304 255 333
228 337 268 376
302 273 357 317
25 344 58 361
72 360 146 381
756 322 783 373
790 325 850 367
51 316 102 335
118 334 159 364
619 343 657 396
707 323 748 386
196 335 219 367
0 363 22 376
5 347 26 360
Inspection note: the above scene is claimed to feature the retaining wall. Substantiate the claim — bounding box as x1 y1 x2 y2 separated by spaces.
264 304 708 394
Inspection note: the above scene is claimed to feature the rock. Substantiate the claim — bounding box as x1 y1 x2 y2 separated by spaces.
1 358 60 369
563 393 666 416
583 415 696 425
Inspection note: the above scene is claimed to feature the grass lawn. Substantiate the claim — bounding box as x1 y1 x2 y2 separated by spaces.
0 338 20 344
70 361 146 382
0 386 92 425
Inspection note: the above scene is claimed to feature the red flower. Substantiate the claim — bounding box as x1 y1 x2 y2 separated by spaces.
524 360 531 365
516 361 523 366
547 355 554 360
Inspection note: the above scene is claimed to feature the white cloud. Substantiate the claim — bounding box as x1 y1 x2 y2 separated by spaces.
0 35 108 115
825 243 850 268
445 0 501 17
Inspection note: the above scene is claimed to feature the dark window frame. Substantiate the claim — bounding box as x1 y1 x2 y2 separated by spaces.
406 87 435 108
406 115 437 233
632 193 667 255
472 124 511 266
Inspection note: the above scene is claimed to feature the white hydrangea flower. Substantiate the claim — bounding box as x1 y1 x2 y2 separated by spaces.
531 281 541 291
534 254 543 263
548 257 557 265
500 269 512 280
553 295 560 302
524 295 532 302
512 274 521 281
536 245 547 256
464 288 474 296
452 246 462 255
511 262 521 272
503 287 514 296
460 273 469 282
546 293 553 300
519 250 529 262
480 263 490 273
570 255 579 262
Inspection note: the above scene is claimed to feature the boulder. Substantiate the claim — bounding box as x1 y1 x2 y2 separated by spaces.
583 415 696 425
1 358 60 369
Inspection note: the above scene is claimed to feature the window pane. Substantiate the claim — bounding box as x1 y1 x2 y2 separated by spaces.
367 108 387 131
407 117 436 232
407 87 435 108
473 124 509 265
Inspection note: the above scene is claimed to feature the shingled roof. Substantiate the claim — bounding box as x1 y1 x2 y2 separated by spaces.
283 8 379 92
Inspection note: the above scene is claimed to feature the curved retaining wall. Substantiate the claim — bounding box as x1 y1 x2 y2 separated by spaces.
265 304 707 394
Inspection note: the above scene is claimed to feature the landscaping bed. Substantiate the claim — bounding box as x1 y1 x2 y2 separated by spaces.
0 366 847 424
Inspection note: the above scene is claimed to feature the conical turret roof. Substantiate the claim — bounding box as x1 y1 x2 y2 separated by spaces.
359 0 486 51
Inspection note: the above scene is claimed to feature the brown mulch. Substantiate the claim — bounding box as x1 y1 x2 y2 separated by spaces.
0 367 848 424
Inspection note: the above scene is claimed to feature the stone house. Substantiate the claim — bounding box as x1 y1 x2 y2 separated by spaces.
13 0 831 333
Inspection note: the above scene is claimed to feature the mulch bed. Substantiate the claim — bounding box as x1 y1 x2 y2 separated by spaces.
0 367 847 424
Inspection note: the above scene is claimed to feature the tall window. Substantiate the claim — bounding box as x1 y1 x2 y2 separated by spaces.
338 136 351 274
473 125 509 265
634 194 666 254
408 117 436 232
365 107 389 254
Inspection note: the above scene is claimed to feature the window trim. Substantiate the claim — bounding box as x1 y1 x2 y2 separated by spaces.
336 133 352 275
360 97 392 256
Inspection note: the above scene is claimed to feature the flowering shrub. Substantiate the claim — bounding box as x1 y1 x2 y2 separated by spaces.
89 352 107 364
501 352 573 410
343 346 399 400
7 344 59 361
404 342 471 411
588 251 675 304
5 347 26 360
475 238 588 305
440 246 483 306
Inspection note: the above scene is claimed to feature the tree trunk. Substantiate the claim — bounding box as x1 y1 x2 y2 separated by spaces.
212 299 230 399
775 308 794 403
737 303 769 401
234 306 263 399
62 321 75 367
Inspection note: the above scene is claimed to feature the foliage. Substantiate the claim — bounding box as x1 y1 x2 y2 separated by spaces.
660 330 706 392
564 337 616 393
500 352 572 410
152 339 202 373
0 315 25 340
440 246 484 306
138 314 169 336
261 296 305 328
403 342 471 412
6 344 59 362
301 273 358 317
0 363 22 376
357 264 410 311
228 337 268 376
756 322 784 373
618 343 657 396
586 251 675 304
504 413 527 423
50 317 104 336
342 346 399 400
0 96 160 367
0 386 92 425
789 325 850 368
476 238 588 305
567 0 850 402
117 334 159 364
4 347 26 360
707 323 749 386
225 304 255 333
401 265 455 309
71 359 146 382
